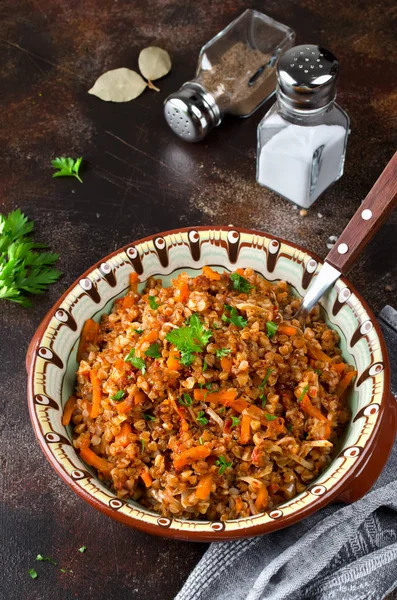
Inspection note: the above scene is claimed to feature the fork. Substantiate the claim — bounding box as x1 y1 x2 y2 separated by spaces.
294 152 397 326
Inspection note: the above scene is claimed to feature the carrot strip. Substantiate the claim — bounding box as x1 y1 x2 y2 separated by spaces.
89 369 102 419
240 414 251 444
134 390 148 406
122 295 135 309
333 362 346 374
195 473 213 500
80 446 111 475
175 280 189 302
236 268 245 276
62 395 77 426
174 446 211 470
278 324 297 336
193 389 237 404
114 358 126 371
255 484 269 512
235 497 243 512
170 397 189 432
228 398 250 413
202 266 221 280
335 370 357 398
140 468 153 488
115 421 133 447
220 357 233 372
129 271 139 291
141 330 158 344
115 396 135 414
167 351 182 370
77 319 99 363
300 394 331 438
307 344 333 364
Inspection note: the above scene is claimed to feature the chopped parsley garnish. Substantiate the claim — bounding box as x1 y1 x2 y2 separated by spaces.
178 393 193 407
36 554 57 564
110 390 125 401
298 384 309 403
28 568 38 579
261 396 267 409
287 424 293 432
218 407 226 414
230 272 253 293
148 295 160 310
265 413 278 421
205 382 213 390
222 305 247 328
216 455 232 475
125 348 146 374
145 342 161 359
266 321 278 338
203 359 208 372
212 322 220 330
143 413 155 421
259 368 272 391
133 328 143 334
196 410 208 426
215 348 231 358
231 416 240 427
140 438 145 453
78 546 87 553
315 369 322 375
199 436 204 445
166 313 212 366
51 156 83 183
60 568 67 573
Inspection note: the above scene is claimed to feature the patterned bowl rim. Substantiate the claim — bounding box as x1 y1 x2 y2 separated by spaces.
26 226 391 541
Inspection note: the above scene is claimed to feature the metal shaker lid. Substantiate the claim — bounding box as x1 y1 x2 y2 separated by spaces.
277 45 339 109
164 83 221 142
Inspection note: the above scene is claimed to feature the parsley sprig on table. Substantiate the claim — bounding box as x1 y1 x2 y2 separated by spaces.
166 313 212 366
51 157 83 183
0 209 62 307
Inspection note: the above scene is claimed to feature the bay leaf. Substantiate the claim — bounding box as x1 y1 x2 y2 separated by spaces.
138 47 172 82
88 68 147 102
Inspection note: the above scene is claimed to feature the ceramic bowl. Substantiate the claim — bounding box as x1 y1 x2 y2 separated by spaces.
26 227 396 541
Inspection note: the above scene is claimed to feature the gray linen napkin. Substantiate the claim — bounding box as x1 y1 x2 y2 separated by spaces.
176 305 397 600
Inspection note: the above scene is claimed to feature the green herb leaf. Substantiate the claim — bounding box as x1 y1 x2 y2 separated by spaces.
315 369 322 375
28 568 38 579
266 321 278 338
265 413 278 421
205 383 213 390
298 384 309 403
215 455 232 475
60 568 67 573
196 410 208 426
36 554 57 564
259 368 272 391
133 328 143 334
0 209 62 307
212 322 220 330
51 157 83 183
287 424 293 432
218 407 226 414
140 438 145 453
148 295 160 310
143 413 155 421
260 395 267 409
231 416 240 427
230 272 253 293
145 342 161 359
166 314 212 366
199 436 203 445
222 305 247 328
203 359 208 372
178 393 193 407
110 390 125 401
125 348 146 374
215 348 231 358
78 546 87 553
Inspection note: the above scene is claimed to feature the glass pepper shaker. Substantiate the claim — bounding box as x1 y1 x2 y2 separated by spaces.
256 45 350 208
164 9 295 142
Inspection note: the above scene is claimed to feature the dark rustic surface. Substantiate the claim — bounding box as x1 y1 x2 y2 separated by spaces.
1 1 396 599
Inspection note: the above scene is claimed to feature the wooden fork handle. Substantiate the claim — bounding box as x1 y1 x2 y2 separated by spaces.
326 152 397 273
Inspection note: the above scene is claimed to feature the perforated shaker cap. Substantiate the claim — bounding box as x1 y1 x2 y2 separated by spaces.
164 83 221 142
277 45 339 109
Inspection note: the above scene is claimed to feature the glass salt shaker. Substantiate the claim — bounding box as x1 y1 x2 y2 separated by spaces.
257 45 350 208
164 9 295 142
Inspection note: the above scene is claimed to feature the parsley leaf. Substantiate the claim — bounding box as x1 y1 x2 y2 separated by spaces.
259 368 272 391
196 410 208 426
0 209 62 307
36 554 57 565
178 393 193 407
222 305 247 328
133 328 143 335
265 413 278 421
148 295 160 310
203 359 208 372
110 390 125 401
266 321 278 338
231 416 240 427
28 568 38 579
216 455 232 475
145 343 161 359
140 438 145 453
215 348 231 358
51 157 83 183
315 369 322 375
230 272 253 293
78 546 87 553
166 314 212 366
261 395 267 409
143 413 155 421
125 348 146 374
199 436 204 445
298 384 309 403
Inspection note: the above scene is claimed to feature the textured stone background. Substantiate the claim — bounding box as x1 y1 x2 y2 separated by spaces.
0 1 396 599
